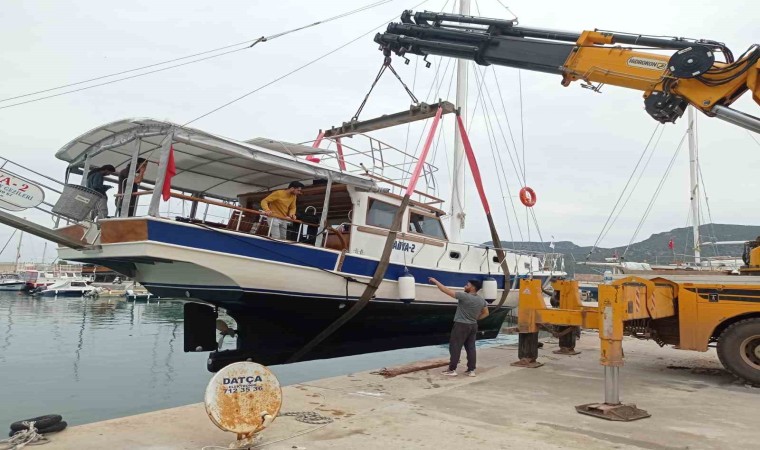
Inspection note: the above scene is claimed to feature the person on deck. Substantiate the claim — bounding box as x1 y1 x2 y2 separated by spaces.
117 158 148 217
260 181 304 240
86 165 116 220
429 277 489 377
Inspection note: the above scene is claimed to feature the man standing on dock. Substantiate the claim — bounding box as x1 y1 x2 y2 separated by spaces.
429 278 489 377
260 181 304 240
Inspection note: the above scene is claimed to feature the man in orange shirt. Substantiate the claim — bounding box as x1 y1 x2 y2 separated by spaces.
260 181 304 240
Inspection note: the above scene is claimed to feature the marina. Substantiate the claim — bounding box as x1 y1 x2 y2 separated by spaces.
1 0 759 448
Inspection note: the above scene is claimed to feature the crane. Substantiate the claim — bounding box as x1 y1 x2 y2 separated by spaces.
375 10 760 133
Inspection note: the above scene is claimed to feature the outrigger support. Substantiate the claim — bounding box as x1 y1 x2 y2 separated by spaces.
322 101 456 139
515 278 651 421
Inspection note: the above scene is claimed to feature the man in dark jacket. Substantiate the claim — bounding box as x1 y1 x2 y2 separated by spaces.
86 165 116 219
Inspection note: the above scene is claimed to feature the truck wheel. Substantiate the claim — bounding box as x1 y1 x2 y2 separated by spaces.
717 318 760 385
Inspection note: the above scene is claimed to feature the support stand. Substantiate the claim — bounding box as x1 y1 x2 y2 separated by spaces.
553 326 581 355
511 332 543 368
575 366 650 421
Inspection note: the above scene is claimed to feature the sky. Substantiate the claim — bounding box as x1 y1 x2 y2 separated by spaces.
0 0 758 262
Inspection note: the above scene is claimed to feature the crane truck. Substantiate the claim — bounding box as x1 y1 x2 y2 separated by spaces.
375 11 760 416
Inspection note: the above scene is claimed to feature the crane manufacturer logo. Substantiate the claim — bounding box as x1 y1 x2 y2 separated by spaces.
626 57 667 71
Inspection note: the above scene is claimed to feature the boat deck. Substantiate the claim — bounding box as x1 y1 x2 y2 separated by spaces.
45 335 757 449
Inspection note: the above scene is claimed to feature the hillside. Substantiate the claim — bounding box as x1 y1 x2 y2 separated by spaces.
486 223 760 275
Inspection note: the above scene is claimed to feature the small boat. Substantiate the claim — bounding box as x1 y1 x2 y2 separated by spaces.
0 273 26 291
125 289 155 301
36 280 100 297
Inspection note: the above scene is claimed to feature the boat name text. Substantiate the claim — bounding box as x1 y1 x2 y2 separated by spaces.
393 241 416 253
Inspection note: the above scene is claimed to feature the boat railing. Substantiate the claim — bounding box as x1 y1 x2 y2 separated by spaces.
0 156 82 228
121 190 563 276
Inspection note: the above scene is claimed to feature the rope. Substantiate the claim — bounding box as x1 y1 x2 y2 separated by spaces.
279 411 334 425
183 0 432 126
0 0 398 110
0 422 48 449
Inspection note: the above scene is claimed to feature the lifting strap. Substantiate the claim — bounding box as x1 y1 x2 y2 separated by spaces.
286 106 444 363
455 113 512 308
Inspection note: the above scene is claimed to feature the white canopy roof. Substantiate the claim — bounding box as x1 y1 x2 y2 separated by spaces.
55 118 378 200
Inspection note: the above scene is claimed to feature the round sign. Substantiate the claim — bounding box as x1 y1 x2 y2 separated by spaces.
0 171 45 212
204 362 282 435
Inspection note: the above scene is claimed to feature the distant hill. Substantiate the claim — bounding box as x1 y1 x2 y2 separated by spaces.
485 223 760 275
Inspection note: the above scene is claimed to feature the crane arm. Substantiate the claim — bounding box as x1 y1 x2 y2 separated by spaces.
375 11 760 133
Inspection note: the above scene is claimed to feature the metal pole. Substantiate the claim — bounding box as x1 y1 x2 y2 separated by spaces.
687 106 700 264
712 105 760 134
449 0 470 242
120 139 141 217
80 155 91 187
315 175 333 248
148 132 174 217
604 366 620 405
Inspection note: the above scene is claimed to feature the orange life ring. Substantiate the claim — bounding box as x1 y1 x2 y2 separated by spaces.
519 187 536 207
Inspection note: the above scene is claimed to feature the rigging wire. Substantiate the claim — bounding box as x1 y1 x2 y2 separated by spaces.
623 131 688 256
0 0 398 109
183 0 432 126
470 66 520 245
586 123 662 259
470 65 525 244
598 124 666 245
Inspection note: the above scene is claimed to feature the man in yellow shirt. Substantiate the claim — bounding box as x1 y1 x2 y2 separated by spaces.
260 181 305 240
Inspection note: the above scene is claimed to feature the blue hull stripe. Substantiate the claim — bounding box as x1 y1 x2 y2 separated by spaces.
144 220 545 289
147 220 339 270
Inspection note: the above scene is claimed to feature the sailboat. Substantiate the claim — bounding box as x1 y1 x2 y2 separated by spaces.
579 106 753 293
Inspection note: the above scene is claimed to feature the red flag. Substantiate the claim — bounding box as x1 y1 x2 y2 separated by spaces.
162 145 176 201
668 239 674 250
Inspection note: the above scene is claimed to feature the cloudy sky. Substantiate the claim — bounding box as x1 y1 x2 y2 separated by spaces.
1 0 758 262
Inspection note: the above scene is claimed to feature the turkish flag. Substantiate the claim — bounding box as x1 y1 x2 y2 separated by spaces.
668 239 674 250
162 145 176 201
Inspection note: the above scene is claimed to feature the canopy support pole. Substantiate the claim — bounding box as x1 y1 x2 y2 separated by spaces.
119 139 141 217
286 106 444 363
148 132 175 217
80 154 91 187
315 174 333 248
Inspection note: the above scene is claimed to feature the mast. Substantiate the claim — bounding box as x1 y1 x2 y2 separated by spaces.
449 0 470 242
687 106 700 264
15 229 24 273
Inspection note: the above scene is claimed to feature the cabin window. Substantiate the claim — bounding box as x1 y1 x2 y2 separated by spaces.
366 199 398 229
408 211 447 239
449 251 461 259
493 256 499 263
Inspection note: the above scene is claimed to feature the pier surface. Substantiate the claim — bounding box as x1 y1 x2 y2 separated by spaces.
47 335 757 449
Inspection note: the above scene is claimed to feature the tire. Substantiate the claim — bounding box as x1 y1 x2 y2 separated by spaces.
9 414 62 432
9 421 67 437
717 318 760 385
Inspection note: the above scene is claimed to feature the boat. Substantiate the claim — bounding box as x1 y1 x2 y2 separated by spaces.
45 111 564 370
0 273 26 291
18 264 94 290
36 280 100 297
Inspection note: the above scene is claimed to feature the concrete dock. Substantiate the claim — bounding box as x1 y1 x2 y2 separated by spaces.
46 335 758 449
